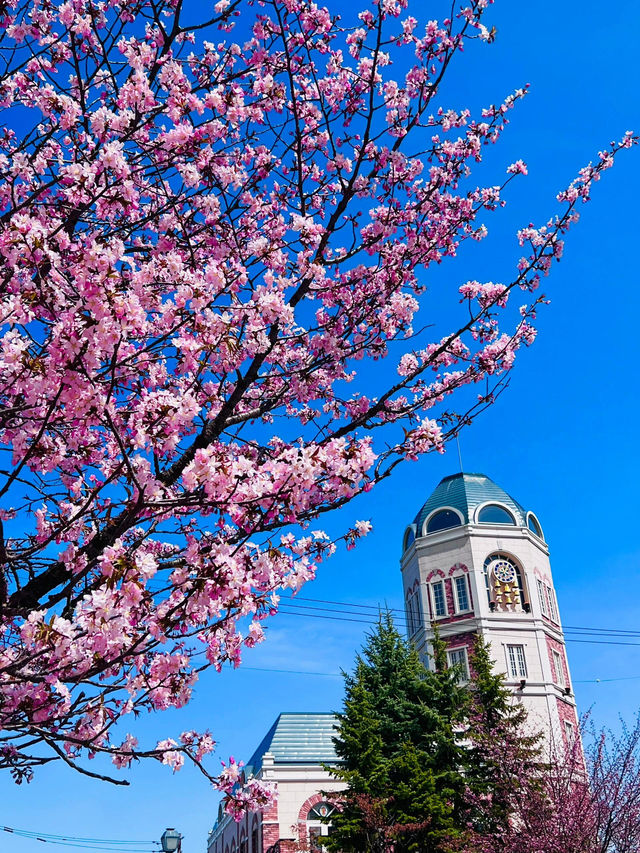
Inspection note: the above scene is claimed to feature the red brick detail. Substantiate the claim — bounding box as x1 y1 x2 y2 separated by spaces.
426 568 446 582
444 630 476 651
262 822 280 849
445 578 455 615
436 612 474 626
262 799 279 822
545 636 570 687
556 697 579 740
297 792 324 822
448 563 469 575
261 794 280 851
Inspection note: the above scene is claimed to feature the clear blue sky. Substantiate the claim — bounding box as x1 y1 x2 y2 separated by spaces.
4 1 640 851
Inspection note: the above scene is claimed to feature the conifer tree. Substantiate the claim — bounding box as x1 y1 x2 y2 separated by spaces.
326 614 470 853
461 637 544 846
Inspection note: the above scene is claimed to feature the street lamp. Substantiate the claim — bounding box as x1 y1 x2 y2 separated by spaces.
160 829 182 853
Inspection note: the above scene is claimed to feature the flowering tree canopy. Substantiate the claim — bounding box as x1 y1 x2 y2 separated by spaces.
0 0 634 797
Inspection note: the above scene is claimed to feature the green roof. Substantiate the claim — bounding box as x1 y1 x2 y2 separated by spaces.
412 472 526 533
246 713 339 774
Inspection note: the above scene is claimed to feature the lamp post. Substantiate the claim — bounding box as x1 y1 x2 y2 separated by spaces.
160 828 182 853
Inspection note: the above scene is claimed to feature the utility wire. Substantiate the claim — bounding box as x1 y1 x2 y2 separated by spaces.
274 604 640 647
1 826 158 852
282 595 640 640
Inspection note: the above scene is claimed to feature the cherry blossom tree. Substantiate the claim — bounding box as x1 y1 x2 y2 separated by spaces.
0 0 633 799
458 715 640 853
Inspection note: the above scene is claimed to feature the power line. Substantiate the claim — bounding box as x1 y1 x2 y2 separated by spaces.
283 595 640 639
1 826 158 852
242 666 341 677
274 604 640 647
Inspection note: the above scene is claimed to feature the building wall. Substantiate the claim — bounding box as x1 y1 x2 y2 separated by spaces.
208 762 345 853
401 518 577 746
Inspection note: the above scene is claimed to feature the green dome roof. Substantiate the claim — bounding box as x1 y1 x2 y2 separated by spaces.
412 472 527 534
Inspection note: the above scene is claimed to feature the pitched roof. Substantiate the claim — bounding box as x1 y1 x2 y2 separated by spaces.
246 712 339 774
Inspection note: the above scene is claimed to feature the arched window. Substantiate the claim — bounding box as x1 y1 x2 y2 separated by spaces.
483 553 529 612
527 512 543 539
426 508 462 534
403 527 415 551
307 802 336 852
477 504 516 525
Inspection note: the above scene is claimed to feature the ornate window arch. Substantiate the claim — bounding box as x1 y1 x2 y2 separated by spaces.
484 553 529 612
449 563 472 614
299 797 336 853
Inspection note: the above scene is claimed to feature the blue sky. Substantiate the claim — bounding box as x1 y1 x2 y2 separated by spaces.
3 1 640 851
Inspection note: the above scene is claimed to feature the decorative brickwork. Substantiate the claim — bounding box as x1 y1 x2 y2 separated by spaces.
546 635 570 688
296 792 324 822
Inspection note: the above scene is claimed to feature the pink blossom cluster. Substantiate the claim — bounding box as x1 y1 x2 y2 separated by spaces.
0 0 633 792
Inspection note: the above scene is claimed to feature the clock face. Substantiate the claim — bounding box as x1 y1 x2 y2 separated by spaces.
493 559 516 584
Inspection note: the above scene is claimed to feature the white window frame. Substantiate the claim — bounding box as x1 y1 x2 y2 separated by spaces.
430 580 448 619
453 574 471 614
447 646 470 682
564 720 575 749
506 644 528 679
406 587 422 636
545 584 559 622
551 648 564 685
537 578 549 617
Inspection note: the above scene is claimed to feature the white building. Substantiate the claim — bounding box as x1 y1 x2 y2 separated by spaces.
401 471 578 747
207 713 344 853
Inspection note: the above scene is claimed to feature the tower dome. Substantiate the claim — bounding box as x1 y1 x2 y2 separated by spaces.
403 472 544 548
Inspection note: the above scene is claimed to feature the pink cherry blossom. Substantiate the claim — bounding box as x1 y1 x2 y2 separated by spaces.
0 0 633 798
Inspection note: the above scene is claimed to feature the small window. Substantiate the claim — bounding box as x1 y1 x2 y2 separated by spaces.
447 647 470 682
546 585 559 623
506 644 528 679
308 802 335 820
527 512 543 538
564 720 575 749
427 509 462 534
403 527 415 551
478 504 516 525
537 579 549 617
431 581 447 618
406 588 422 635
551 649 564 685
454 575 471 613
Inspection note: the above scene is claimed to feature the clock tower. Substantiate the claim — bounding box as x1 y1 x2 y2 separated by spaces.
401 472 577 750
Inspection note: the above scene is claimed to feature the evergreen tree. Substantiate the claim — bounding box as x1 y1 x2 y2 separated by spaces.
326 614 470 853
463 637 544 843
